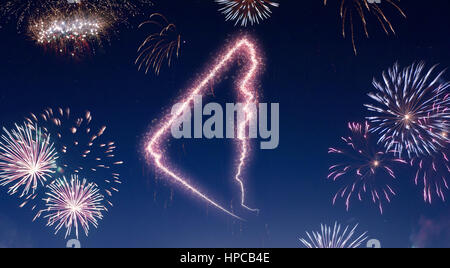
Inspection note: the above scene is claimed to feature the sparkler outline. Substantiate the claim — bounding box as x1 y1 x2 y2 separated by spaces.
146 37 263 220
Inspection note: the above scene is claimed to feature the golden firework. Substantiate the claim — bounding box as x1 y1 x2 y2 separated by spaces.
27 7 108 57
136 13 182 75
325 0 406 55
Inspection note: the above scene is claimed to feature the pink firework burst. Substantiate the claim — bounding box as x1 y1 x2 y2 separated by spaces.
146 37 262 220
328 122 407 214
0 123 58 198
410 102 450 204
411 149 450 204
40 175 106 239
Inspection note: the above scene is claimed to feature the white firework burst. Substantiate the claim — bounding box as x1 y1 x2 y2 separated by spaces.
0 123 58 197
215 0 279 26
300 222 368 248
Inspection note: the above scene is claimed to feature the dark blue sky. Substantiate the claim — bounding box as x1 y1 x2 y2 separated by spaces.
0 0 450 248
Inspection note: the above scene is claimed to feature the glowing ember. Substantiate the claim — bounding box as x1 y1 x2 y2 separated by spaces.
34 19 101 44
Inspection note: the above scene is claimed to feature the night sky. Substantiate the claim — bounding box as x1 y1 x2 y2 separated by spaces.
0 0 450 248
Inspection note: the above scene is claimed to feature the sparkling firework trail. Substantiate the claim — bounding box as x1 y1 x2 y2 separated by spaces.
40 175 106 239
300 222 368 248
328 122 407 214
136 13 182 75
146 38 262 220
324 0 406 55
365 62 450 159
26 108 123 208
0 123 58 198
215 0 280 26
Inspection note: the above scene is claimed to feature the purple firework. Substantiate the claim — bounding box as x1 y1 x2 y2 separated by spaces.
410 102 450 204
328 122 407 214
411 149 450 204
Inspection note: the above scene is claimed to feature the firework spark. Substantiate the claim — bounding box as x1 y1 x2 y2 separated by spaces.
1 0 153 31
146 38 262 220
324 0 406 55
0 0 66 30
0 123 58 198
26 108 123 208
215 0 280 26
77 0 153 24
136 13 182 75
28 10 105 57
300 222 368 248
412 149 450 204
2 0 153 56
410 103 450 204
365 62 450 159
40 175 105 239
328 122 407 214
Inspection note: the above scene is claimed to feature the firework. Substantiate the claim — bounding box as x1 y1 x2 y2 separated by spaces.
0 123 58 198
215 0 279 26
40 175 105 239
365 62 450 159
409 103 450 204
146 38 262 220
328 122 407 214
2 0 153 56
28 9 105 57
136 13 182 75
300 222 368 248
26 108 123 208
77 0 153 23
1 0 153 30
0 0 67 30
411 150 450 204
324 0 406 55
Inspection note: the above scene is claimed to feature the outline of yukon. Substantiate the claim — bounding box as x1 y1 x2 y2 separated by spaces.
145 38 263 220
